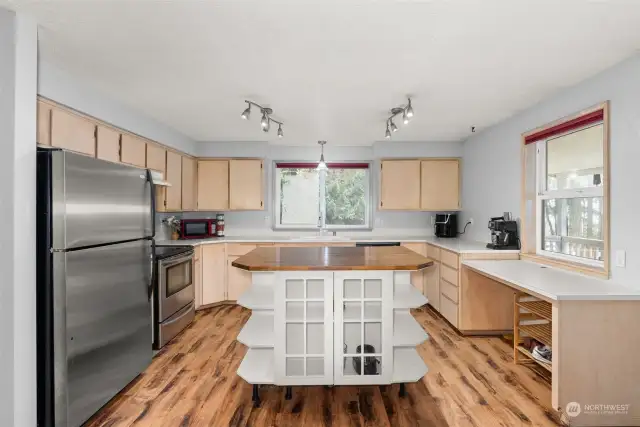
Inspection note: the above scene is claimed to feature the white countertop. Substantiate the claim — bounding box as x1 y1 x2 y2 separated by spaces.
155 235 519 255
463 259 640 302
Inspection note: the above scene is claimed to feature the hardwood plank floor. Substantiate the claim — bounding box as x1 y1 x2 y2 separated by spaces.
85 305 565 427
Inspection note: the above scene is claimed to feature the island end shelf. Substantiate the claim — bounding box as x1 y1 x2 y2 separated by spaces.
232 246 433 406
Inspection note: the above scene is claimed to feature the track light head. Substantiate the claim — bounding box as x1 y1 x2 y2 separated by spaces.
241 104 251 120
261 111 269 129
406 98 414 118
277 124 283 138
403 110 410 125
390 121 398 132
385 123 391 139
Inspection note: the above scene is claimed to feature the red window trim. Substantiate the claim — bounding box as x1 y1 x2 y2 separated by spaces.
275 162 369 169
524 109 604 145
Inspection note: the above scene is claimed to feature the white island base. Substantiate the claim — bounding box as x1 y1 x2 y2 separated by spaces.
236 270 429 406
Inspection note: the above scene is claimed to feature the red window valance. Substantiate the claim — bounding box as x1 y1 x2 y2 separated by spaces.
275 162 369 169
524 109 604 144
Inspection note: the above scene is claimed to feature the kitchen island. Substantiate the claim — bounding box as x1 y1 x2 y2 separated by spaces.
232 246 433 406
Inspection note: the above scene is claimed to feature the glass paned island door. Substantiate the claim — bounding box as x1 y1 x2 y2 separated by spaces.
274 272 334 385
334 271 393 385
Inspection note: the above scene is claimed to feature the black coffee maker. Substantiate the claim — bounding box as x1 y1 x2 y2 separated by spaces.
486 214 519 250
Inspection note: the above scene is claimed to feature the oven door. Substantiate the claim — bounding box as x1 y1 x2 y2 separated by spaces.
158 252 194 322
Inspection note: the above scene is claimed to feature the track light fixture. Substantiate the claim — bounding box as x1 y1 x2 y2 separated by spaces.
384 97 414 139
241 100 284 138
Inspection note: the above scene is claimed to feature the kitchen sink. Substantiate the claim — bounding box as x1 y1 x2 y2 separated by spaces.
289 235 352 241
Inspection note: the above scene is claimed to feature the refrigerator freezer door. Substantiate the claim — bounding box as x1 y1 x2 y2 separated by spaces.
52 150 152 250
59 239 152 427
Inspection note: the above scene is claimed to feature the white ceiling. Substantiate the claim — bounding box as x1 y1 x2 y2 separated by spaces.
4 0 640 146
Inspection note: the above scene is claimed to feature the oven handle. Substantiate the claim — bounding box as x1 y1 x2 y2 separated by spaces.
163 301 195 326
159 252 194 268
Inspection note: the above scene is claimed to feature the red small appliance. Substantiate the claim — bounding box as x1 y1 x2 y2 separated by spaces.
180 219 217 239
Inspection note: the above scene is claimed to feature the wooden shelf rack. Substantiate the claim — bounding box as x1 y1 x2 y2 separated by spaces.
513 293 552 371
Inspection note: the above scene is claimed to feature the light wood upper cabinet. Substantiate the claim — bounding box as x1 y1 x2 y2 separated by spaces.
197 160 229 210
229 159 264 210
165 151 182 211
421 159 460 210
120 134 147 167
37 101 52 146
96 125 121 163
201 244 226 305
181 156 197 211
50 108 96 156
146 143 166 174
380 160 421 210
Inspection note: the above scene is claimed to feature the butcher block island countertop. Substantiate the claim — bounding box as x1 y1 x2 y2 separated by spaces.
231 245 434 271
234 245 432 405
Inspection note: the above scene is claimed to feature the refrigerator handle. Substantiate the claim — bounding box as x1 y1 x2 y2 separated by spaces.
146 169 156 238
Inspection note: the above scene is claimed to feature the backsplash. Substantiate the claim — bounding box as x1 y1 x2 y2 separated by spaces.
156 210 436 239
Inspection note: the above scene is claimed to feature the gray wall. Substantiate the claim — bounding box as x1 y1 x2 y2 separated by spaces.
192 141 463 235
38 60 198 155
0 8 38 426
461 54 640 286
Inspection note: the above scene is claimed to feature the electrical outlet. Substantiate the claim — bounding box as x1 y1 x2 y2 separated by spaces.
616 250 626 268
375 217 383 227
264 215 270 226
430 215 436 225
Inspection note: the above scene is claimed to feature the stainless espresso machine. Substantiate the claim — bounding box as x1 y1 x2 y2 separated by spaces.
486 213 520 250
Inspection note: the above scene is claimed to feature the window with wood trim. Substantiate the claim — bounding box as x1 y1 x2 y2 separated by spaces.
274 162 371 230
521 103 609 275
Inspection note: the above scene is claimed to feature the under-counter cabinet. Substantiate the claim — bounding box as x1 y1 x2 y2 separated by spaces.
165 151 183 211
197 160 230 210
200 244 226 306
379 160 421 210
96 125 121 163
181 157 197 211
229 159 264 210
120 134 147 168
227 244 259 300
420 159 460 210
50 108 96 156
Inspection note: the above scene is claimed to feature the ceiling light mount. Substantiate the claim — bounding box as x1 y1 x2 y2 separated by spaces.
384 97 414 139
241 100 283 137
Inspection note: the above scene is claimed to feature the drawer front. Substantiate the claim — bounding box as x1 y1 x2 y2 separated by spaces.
440 249 459 269
440 264 459 287
440 279 459 303
427 245 441 262
226 243 257 256
440 293 459 328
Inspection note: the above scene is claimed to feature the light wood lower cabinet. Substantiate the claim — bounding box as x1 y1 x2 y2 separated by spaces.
424 262 440 310
201 244 226 306
459 267 514 332
401 242 427 292
227 256 253 300
193 246 202 308
50 108 96 156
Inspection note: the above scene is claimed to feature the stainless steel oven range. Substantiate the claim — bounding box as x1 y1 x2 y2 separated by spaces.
153 245 195 349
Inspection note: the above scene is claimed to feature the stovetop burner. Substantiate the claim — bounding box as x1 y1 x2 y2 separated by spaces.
154 244 193 260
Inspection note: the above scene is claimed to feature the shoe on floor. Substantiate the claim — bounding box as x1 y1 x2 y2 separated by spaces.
532 345 552 364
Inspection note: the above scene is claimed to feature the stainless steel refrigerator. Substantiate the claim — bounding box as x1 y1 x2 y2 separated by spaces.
37 148 154 427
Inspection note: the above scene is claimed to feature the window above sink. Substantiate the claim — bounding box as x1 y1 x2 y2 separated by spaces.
273 162 372 231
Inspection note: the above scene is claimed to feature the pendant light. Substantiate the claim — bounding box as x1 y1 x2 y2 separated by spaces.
316 140 328 171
